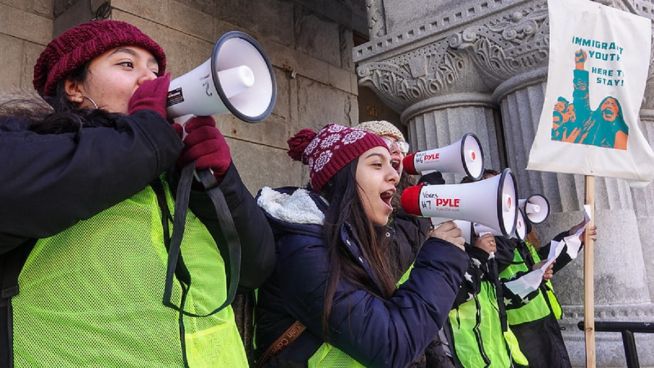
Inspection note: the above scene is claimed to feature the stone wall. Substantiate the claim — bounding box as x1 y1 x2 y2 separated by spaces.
0 1 53 90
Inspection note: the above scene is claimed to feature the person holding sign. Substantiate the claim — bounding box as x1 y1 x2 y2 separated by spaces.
499 220 597 368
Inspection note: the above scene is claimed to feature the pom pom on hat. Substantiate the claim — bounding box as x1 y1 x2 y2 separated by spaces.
287 128 317 163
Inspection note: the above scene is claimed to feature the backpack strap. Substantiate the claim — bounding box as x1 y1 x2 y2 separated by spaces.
256 320 306 368
1 242 34 368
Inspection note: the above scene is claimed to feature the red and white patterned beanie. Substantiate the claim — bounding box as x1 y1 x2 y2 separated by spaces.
287 123 388 191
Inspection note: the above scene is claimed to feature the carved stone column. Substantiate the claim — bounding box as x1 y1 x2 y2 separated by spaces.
402 93 502 184
356 0 654 366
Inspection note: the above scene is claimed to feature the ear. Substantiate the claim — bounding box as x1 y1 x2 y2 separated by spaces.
64 79 85 104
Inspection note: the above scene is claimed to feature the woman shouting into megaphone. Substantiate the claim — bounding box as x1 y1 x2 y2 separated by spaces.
0 19 274 367
254 123 468 367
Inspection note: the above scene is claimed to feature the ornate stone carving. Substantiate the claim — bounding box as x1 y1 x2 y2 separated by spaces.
356 0 550 109
356 0 654 111
357 41 466 109
365 0 386 39
450 1 549 82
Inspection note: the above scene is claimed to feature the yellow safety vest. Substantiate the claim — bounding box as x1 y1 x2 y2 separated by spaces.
499 242 562 326
526 242 562 320
12 182 247 367
448 281 528 367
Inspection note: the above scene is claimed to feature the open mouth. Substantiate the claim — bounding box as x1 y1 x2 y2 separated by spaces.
380 189 395 210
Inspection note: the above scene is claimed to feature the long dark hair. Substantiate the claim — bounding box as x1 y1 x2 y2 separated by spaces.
0 62 124 134
320 159 397 335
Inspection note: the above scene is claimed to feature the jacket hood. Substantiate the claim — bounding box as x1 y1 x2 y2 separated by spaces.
256 186 329 238
257 186 326 225
258 186 389 294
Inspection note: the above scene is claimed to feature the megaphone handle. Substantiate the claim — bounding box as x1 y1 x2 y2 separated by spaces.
430 217 450 227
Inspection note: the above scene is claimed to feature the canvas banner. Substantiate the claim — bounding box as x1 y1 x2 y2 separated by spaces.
527 0 654 184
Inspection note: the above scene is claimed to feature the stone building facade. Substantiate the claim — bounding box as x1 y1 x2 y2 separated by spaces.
355 0 654 366
2 0 654 367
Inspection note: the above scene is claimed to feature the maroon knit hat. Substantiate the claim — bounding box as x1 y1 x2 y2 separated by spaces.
33 19 167 97
287 123 388 192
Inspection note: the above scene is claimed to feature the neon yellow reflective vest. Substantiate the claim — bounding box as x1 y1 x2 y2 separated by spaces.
526 242 562 320
498 242 562 327
12 181 247 367
448 280 528 367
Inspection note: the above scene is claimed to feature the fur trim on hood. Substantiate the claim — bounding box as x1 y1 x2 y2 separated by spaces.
257 186 325 225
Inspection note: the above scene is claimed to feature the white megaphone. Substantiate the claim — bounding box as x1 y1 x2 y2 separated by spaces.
452 220 473 244
167 31 276 122
473 208 528 241
519 194 550 224
403 133 484 180
401 168 518 237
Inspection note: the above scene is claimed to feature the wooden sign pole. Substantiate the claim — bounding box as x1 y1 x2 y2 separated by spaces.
584 175 596 368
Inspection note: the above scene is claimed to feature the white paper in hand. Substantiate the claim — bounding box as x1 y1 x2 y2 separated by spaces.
504 269 546 299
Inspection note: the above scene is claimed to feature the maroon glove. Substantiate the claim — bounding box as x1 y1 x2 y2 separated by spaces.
171 123 184 138
178 116 232 180
128 73 171 119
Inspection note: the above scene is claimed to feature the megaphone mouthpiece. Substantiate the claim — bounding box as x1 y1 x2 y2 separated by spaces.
525 203 541 214
218 65 255 99
403 153 418 175
400 185 422 216
503 194 513 213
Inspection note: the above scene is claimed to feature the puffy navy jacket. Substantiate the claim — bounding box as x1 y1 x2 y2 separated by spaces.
255 187 468 368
